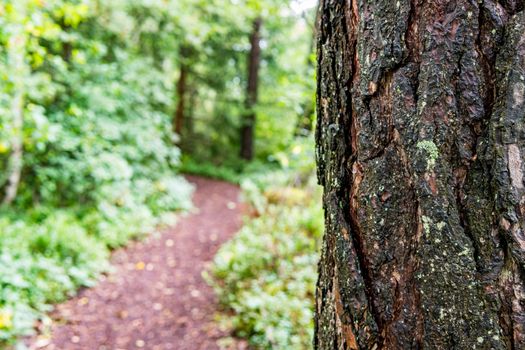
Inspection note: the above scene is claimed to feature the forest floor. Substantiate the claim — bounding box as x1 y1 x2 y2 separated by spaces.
28 176 246 350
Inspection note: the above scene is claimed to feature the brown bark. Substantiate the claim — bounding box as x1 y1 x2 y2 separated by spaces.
240 17 262 161
315 1 525 349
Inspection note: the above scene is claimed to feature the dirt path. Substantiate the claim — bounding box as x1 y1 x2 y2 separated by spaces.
30 176 243 350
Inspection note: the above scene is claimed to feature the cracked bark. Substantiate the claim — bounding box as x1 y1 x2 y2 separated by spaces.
315 0 525 349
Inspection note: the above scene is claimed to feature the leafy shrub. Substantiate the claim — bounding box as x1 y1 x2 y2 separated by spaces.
180 156 244 184
209 138 323 349
0 212 108 343
0 0 316 347
180 155 280 184
0 177 193 346
0 1 195 346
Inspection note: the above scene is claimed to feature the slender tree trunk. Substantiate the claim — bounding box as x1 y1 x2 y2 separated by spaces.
187 86 197 136
4 89 24 206
180 85 197 152
61 22 72 63
3 7 27 206
240 17 262 161
174 54 189 139
296 2 320 135
315 1 525 349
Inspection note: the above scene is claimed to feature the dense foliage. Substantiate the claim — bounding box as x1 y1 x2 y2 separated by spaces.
209 138 322 349
0 0 195 345
0 0 317 346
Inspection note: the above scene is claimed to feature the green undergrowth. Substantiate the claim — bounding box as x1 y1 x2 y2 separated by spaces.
207 138 323 349
180 157 244 184
180 155 280 184
1 2 197 346
0 0 317 347
0 178 193 346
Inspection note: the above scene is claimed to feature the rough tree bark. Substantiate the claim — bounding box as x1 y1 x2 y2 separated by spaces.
315 1 525 349
240 17 262 161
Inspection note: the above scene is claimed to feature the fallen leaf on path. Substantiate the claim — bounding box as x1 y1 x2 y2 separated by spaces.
71 335 80 343
118 310 128 319
32 336 51 349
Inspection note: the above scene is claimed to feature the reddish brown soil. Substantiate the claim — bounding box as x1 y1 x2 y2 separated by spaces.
30 176 243 350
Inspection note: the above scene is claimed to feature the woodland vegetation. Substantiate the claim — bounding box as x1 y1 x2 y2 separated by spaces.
315 1 525 349
4 0 523 349
0 0 319 348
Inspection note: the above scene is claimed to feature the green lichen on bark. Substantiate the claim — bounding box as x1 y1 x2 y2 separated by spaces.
416 140 439 170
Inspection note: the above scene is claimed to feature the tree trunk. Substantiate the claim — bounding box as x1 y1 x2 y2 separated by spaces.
61 22 72 63
240 17 262 161
187 86 197 136
3 5 27 206
174 53 189 139
180 85 197 152
315 1 525 349
296 2 320 136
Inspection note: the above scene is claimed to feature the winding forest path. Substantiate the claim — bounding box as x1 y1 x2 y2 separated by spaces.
30 176 243 350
